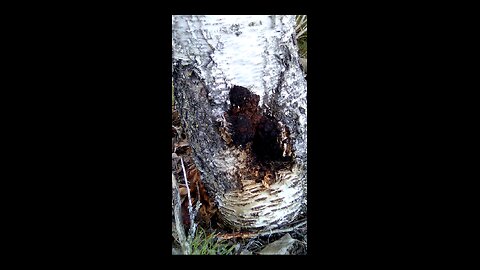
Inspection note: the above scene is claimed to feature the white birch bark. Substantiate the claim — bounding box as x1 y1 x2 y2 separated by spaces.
172 15 307 230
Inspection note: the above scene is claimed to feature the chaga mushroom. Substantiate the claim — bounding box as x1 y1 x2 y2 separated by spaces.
253 116 284 161
230 114 256 146
227 85 288 162
228 86 261 147
229 85 252 108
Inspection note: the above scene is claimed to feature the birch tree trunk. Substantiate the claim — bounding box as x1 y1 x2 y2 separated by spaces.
172 15 307 231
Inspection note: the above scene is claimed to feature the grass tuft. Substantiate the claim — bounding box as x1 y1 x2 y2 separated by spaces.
190 226 236 255
295 15 307 58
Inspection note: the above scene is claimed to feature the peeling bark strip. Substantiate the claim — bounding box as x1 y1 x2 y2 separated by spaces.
172 15 307 230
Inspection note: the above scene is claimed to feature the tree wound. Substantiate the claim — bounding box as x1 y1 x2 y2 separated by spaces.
221 85 294 186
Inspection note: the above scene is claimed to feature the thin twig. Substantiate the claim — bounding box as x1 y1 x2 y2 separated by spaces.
188 200 202 241
296 26 307 40
180 157 201 243
217 220 308 240
188 181 203 241
299 15 307 26
172 173 190 254
180 157 194 224
187 181 202 241
196 181 201 203
295 15 307 37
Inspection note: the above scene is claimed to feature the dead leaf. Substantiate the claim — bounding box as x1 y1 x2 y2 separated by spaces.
175 140 189 148
179 186 188 197
188 168 201 188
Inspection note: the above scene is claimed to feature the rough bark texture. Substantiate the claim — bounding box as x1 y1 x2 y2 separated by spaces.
172 15 307 230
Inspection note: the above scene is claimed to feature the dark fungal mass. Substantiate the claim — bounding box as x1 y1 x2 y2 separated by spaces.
252 116 284 161
229 114 255 146
227 85 291 163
